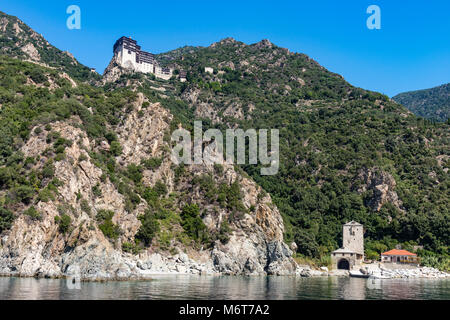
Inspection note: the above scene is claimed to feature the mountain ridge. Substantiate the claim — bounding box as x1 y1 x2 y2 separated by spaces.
0 10 99 82
393 83 450 122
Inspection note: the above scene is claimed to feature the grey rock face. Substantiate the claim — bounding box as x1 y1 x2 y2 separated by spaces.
0 95 298 280
355 167 402 211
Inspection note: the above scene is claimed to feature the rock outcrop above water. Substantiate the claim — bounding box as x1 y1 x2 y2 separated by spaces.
0 93 296 280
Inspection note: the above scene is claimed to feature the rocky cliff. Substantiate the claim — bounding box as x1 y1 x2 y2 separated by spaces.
0 90 296 280
355 168 402 212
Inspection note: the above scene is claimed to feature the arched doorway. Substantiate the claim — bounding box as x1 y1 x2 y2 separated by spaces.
337 259 350 270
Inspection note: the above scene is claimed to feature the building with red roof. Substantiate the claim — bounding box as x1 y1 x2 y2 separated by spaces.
381 249 419 264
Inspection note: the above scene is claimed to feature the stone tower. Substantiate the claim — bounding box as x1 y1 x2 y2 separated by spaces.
342 221 364 255
331 221 365 270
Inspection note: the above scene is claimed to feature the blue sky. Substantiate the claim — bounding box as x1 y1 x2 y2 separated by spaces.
1 0 449 96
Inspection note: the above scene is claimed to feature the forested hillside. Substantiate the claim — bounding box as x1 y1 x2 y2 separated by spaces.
153 38 449 268
393 83 450 122
0 45 295 278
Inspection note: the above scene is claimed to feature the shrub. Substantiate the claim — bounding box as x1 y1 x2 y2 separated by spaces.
0 167 12 187
23 206 41 220
104 132 118 143
0 207 14 233
141 157 162 170
54 153 65 162
365 240 388 257
80 199 91 215
213 163 224 175
126 164 143 184
319 255 332 268
194 174 216 201
38 187 54 202
110 141 122 156
154 180 167 197
418 248 450 272
420 255 450 272
92 183 102 197
174 164 185 182
14 185 35 204
122 240 141 254
24 157 35 167
218 220 231 244
142 187 158 204
55 214 71 234
98 219 121 240
42 160 55 179
294 229 319 257
96 209 120 240
78 154 88 162
217 181 246 213
365 249 380 261
54 137 72 149
128 192 141 204
96 209 114 221
180 204 208 243
135 210 160 246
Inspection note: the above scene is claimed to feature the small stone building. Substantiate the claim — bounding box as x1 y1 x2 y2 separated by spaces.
331 221 364 270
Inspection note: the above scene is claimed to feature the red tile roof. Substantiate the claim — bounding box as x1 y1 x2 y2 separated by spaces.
381 249 417 256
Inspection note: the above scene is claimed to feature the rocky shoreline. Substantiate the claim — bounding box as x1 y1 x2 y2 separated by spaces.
368 266 449 279
0 240 296 281
2 252 448 281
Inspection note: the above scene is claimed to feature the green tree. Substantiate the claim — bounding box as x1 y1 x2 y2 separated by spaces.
96 209 121 240
0 207 14 233
110 141 122 156
14 185 35 204
294 229 319 257
180 204 207 242
135 210 160 246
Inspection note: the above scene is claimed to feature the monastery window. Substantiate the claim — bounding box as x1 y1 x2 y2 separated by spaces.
350 227 355 236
